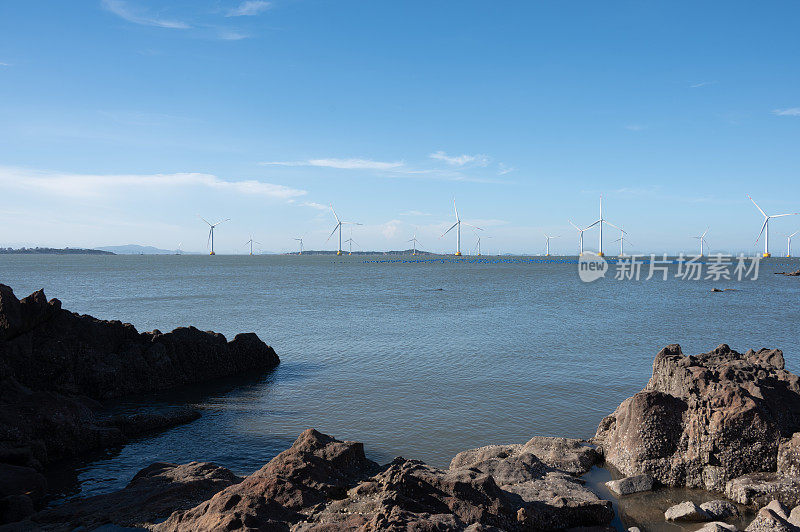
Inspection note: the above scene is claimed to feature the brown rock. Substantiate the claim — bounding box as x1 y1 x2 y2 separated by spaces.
595 344 800 492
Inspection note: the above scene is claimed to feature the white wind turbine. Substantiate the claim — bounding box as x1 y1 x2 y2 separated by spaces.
294 237 304 255
692 228 709 257
408 233 422 255
441 199 481 256
748 195 799 257
586 196 622 256
568 220 590 256
613 226 632 256
244 235 260 256
786 231 799 257
327 204 361 255
199 216 229 256
473 233 490 256
344 236 357 255
543 234 558 256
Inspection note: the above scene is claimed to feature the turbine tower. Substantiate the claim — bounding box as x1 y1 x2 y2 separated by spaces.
568 220 589 256
294 237 304 255
327 204 361 255
199 216 229 256
441 199 481 256
692 228 709 257
244 235 260 256
408 233 421 255
586 196 622 257
748 195 800 257
612 226 632 256
786 231 799 257
344 237 357 255
543 234 558 256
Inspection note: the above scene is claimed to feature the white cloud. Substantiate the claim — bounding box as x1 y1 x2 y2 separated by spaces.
102 0 190 29
227 1 271 16
0 166 306 200
497 163 514 176
217 29 249 40
399 210 431 216
773 108 800 116
690 81 717 88
624 124 645 131
381 220 402 239
429 151 490 167
261 158 404 170
0 62 10 67
299 201 328 210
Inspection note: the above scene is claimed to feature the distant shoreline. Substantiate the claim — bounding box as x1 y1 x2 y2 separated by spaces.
0 247 114 255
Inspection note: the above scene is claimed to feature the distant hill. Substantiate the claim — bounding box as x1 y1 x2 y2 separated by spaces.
0 247 114 255
95 245 180 255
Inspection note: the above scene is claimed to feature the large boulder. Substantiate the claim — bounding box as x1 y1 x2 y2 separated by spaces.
726 433 800 509
595 344 800 492
0 284 279 400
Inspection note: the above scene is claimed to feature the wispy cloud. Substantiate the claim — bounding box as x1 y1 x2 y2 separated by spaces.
298 201 328 210
227 1 271 17
261 158 404 170
0 62 10 67
690 81 718 88
399 210 432 216
773 107 800 117
624 124 645 131
217 29 249 41
0 166 305 200
102 0 190 29
497 163 514 176
429 151 489 167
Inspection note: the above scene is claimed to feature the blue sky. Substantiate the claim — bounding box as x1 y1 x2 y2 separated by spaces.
1 1 799 254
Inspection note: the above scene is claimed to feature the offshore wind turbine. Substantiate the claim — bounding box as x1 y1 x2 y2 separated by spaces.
612 227 632 256
568 220 590 256
543 234 558 256
748 195 800 257
441 199 481 256
199 216 229 256
244 235 260 256
786 231 799 257
408 233 422 255
294 237 304 255
586 196 622 256
327 204 361 255
692 228 709 257
344 236 357 255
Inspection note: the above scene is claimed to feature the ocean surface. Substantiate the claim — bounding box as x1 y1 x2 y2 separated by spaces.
1 253 799 504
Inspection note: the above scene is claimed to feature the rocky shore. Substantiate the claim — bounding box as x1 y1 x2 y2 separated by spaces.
3 284 800 530
0 284 280 526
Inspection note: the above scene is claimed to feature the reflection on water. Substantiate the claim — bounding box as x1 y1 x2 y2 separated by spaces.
1 254 798 506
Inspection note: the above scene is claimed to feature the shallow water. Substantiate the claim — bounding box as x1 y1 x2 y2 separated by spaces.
1 254 798 506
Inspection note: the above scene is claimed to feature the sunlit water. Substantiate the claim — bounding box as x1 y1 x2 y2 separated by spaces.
1 254 798 506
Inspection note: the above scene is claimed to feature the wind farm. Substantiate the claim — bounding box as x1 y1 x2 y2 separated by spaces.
749 195 800 258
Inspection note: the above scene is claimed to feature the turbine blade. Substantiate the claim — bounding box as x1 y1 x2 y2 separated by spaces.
199 216 212 226
453 199 459 221
330 204 340 223
770 213 800 218
586 220 601 229
326 223 339 242
568 220 580 231
747 195 768 217
441 222 458 237
755 218 768 243
604 221 623 232
463 223 483 231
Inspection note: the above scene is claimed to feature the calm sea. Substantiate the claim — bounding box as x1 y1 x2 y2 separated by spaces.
1 254 798 503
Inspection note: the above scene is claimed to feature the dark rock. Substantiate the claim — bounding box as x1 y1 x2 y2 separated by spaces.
604 474 653 495
664 501 710 521
774 270 800 276
0 285 279 400
726 472 800 509
0 495 34 527
107 407 201 438
700 499 741 520
595 344 800 492
155 429 379 531
30 461 240 530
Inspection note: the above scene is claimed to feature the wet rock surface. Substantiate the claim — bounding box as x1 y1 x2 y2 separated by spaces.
664 500 709 521
605 474 654 496
594 344 800 492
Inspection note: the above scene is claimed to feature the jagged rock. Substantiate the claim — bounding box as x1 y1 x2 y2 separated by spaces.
595 344 800 492
604 475 653 495
29 461 240 530
156 430 613 532
0 284 279 400
790 506 800 527
449 436 601 476
726 436 800 508
665 501 710 521
745 500 799 531
155 429 380 531
701 500 740 520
